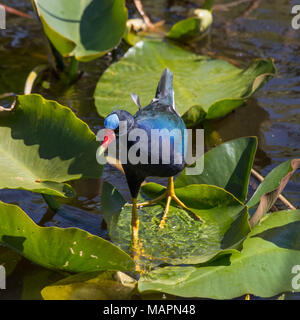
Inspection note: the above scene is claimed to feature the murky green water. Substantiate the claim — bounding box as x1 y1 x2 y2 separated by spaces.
0 0 299 299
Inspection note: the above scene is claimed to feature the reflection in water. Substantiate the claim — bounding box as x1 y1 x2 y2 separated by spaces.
205 97 272 169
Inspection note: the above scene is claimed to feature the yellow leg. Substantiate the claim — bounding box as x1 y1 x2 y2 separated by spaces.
131 198 142 271
138 177 204 228
131 198 139 251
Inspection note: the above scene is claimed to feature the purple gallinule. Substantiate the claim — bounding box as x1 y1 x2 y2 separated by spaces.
99 69 202 262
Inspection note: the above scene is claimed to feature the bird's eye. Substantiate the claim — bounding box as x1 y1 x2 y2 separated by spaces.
104 114 119 130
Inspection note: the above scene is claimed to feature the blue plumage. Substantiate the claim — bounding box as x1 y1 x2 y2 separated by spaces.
103 68 187 198
135 102 187 159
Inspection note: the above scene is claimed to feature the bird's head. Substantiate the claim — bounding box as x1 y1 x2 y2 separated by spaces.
98 110 135 155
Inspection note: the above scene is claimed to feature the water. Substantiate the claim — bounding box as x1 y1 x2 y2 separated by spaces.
206 0 300 208
0 0 299 299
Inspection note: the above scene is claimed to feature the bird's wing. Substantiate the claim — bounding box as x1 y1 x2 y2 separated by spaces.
135 107 187 160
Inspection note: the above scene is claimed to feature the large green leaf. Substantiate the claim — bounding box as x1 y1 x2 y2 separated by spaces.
102 182 250 269
138 210 300 299
175 137 257 202
94 40 275 126
34 0 127 61
41 271 137 300
0 201 135 272
0 94 102 198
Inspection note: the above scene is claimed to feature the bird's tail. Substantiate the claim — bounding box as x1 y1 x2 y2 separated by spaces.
155 68 175 109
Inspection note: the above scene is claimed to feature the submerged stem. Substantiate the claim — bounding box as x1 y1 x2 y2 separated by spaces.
42 194 60 213
67 57 79 85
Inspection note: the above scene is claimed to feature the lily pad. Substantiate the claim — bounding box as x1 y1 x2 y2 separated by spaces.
138 210 300 299
102 182 250 269
94 40 276 126
0 200 135 273
34 0 127 61
175 137 257 202
0 94 102 198
167 9 213 42
41 270 137 300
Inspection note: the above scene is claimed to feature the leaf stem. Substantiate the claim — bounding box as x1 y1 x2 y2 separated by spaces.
214 0 251 11
24 65 48 95
133 0 154 29
0 4 33 19
42 194 60 213
67 57 79 85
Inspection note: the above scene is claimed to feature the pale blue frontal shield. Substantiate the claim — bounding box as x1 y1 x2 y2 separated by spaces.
104 113 119 130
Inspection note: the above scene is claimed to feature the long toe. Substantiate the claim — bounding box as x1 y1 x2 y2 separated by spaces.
136 192 167 207
172 194 205 223
159 195 172 229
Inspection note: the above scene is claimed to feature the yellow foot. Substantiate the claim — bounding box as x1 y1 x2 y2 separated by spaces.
137 177 204 228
